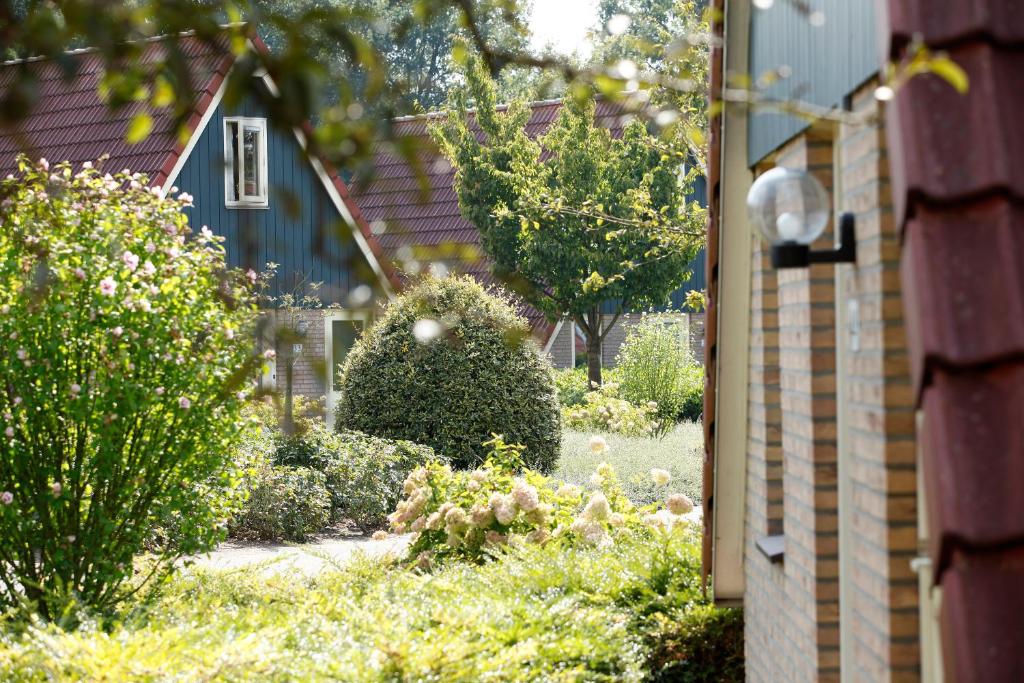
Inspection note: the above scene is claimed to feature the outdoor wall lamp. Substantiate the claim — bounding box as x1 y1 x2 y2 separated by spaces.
746 167 856 269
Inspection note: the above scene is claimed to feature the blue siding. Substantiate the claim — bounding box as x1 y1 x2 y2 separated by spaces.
174 91 377 305
747 0 879 166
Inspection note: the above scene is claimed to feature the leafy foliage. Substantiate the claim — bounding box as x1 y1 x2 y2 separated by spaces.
0 159 260 616
553 365 604 408
325 430 442 531
236 403 442 537
590 0 711 172
432 59 703 384
336 276 561 471
562 382 663 436
616 314 701 428
231 464 332 542
649 604 745 682
0 526 740 682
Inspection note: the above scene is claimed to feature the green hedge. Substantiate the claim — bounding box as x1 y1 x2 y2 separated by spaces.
336 276 561 471
231 465 331 542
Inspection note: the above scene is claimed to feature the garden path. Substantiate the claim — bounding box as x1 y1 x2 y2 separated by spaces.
190 533 413 576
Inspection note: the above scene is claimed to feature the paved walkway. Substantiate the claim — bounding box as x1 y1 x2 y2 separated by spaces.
190 533 413 576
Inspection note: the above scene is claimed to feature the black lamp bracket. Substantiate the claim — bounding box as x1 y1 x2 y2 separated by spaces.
770 212 857 269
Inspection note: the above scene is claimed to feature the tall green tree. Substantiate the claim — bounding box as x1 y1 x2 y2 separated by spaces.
257 0 531 112
432 58 703 385
589 0 710 173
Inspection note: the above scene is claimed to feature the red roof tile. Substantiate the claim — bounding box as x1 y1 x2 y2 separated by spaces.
885 0 1024 677
353 99 628 336
0 35 232 180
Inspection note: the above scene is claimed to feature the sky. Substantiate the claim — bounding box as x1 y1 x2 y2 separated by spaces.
529 0 600 58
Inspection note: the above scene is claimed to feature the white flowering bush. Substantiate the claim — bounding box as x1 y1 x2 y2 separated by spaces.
390 435 695 566
0 158 261 617
562 382 662 436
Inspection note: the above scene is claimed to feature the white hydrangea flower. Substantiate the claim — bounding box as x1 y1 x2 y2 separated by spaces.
651 468 671 486
667 493 694 515
511 478 540 512
582 491 611 521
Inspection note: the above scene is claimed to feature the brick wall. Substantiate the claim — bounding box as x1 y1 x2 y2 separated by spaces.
839 82 919 682
264 308 331 403
742 82 920 683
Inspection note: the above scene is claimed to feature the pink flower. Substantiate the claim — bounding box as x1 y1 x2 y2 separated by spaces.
122 251 139 271
179 192 194 207
39 158 49 170
74 268 86 280
199 226 213 241
51 482 61 497
0 491 12 505
167 246 180 259
263 349 276 359
225 328 235 340
15 349 26 361
4 427 12 438
111 326 123 338
145 242 157 254
142 260 156 277
70 383 81 395
178 396 191 409
246 269 257 284
155 387 165 395
99 277 117 297
12 397 21 405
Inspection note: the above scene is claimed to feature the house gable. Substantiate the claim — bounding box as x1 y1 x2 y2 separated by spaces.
172 88 382 305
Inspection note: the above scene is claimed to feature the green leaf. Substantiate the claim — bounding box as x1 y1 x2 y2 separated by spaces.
125 112 153 145
152 76 174 108
927 55 969 94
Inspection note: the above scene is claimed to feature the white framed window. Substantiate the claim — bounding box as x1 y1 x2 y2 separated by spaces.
224 117 269 208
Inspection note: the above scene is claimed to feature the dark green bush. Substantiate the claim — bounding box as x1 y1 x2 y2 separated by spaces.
235 414 442 536
650 605 744 682
678 363 705 423
335 276 561 471
327 430 441 531
231 465 331 542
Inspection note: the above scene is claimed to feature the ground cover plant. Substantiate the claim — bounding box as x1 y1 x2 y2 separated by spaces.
336 275 561 471
557 424 704 507
0 159 260 617
0 525 742 682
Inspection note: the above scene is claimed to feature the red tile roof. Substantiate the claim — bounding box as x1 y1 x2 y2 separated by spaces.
352 99 628 336
0 35 232 180
885 0 1024 679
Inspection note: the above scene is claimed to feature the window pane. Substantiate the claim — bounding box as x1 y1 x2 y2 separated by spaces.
243 127 259 196
227 122 239 201
332 319 363 391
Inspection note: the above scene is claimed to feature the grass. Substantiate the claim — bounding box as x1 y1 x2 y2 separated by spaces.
0 527 743 682
556 422 704 507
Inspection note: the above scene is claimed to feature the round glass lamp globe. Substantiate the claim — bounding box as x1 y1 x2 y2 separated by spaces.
746 167 830 245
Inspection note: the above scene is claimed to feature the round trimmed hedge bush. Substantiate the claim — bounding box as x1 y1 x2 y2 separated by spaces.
335 276 560 471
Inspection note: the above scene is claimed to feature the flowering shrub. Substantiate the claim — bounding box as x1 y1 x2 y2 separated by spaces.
562 381 662 436
0 158 260 616
336 276 561 471
390 435 695 566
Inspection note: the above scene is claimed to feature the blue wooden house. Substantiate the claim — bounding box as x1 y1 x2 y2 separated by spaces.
0 33 398 418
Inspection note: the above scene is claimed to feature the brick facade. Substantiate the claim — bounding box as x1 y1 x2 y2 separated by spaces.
839 83 919 682
742 83 919 682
